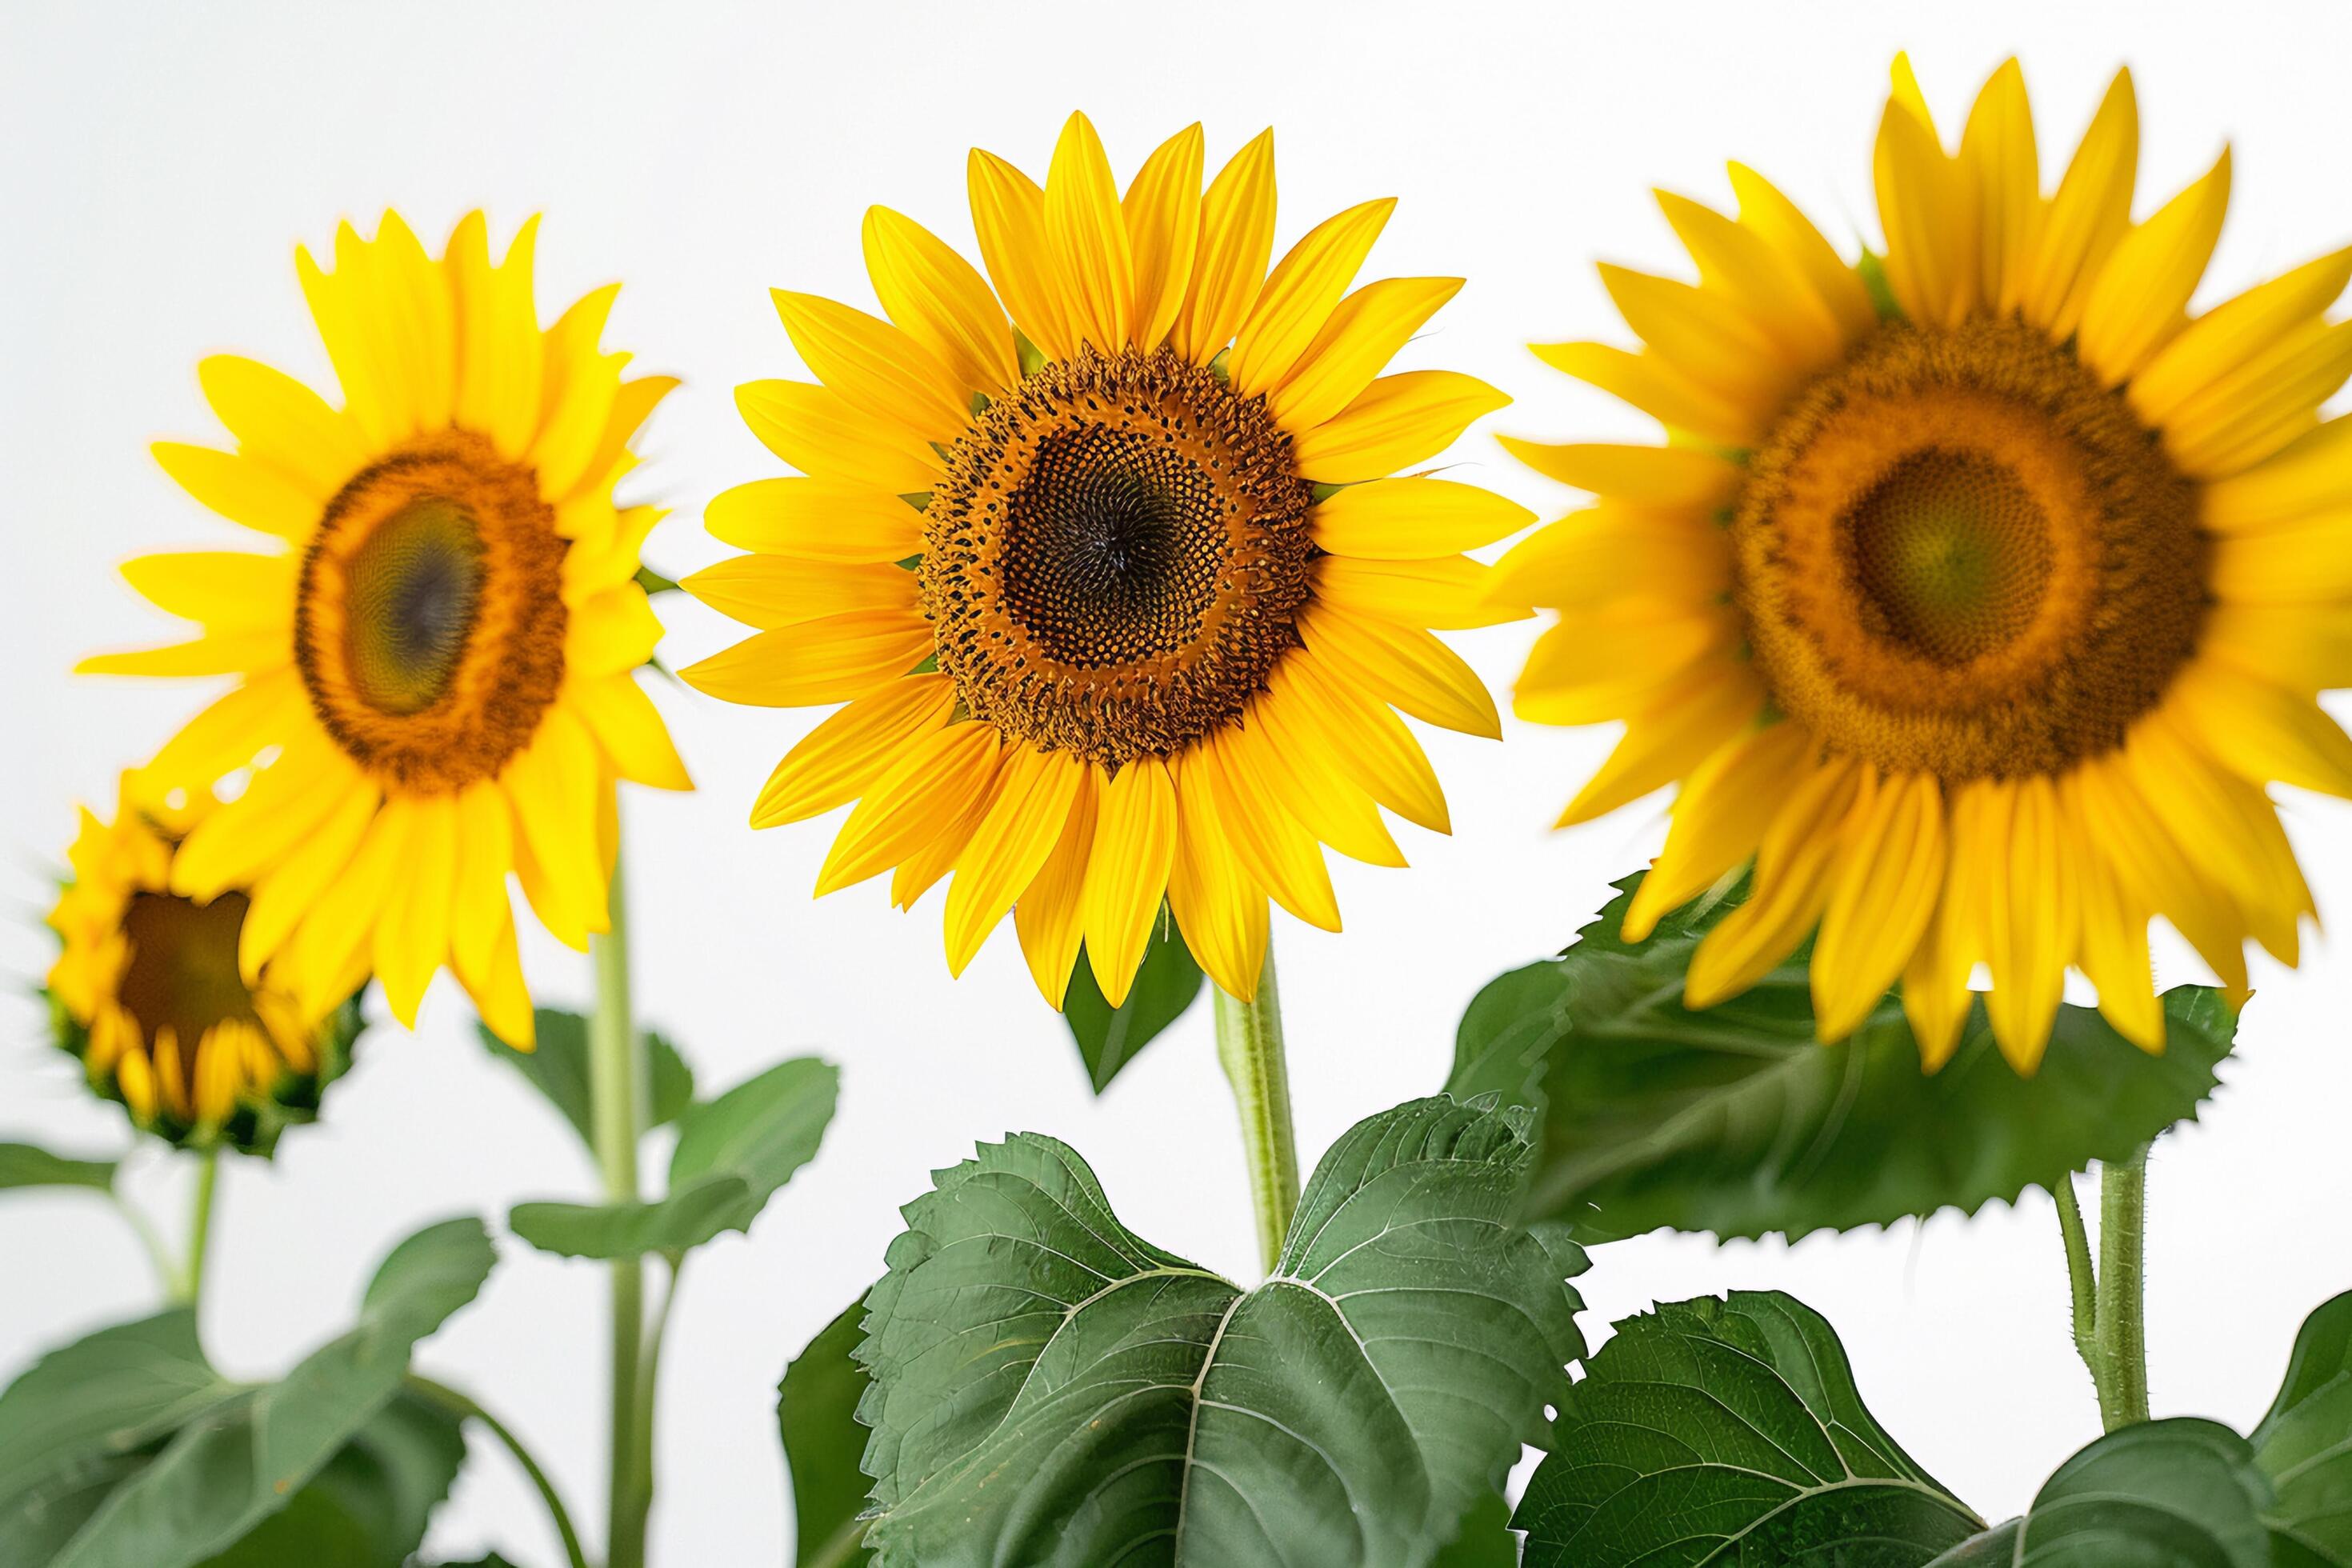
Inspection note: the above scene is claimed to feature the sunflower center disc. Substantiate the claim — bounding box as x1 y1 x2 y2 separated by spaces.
117 889 259 1048
1733 316 2207 779
296 430 568 792
922 346 1316 769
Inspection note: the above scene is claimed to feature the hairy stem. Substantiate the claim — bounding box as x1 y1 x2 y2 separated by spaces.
590 843 652 1568
1211 942 1299 1274
172 1146 219 1308
2094 1145 2152 1430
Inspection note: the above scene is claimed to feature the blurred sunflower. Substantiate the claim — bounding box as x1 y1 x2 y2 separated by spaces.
685 114 1524 1006
46 777 362 1152
82 212 691 1049
1502 58 2352 1072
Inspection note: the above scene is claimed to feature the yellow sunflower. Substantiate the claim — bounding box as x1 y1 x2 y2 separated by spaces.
1502 57 2352 1074
683 113 1526 1006
81 212 691 1049
46 775 362 1150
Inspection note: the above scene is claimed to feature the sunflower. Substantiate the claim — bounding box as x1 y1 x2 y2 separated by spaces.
81 212 691 1049
684 114 1525 1006
46 776 362 1151
1502 57 2352 1074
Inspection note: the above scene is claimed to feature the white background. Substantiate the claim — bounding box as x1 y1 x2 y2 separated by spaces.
6 2 2352 1561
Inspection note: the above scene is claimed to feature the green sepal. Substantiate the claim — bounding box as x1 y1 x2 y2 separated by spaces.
632 564 681 596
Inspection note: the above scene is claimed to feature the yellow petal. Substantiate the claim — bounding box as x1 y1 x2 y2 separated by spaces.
2202 600 2352 692
1173 129 1277 363
750 674 957 830
682 557 914 630
1014 767 1100 1006
1726 162 1878 343
1313 554 1524 631
1958 59 2041 317
2021 69 2138 340
171 733 361 898
376 793 458 1028
1559 661 1766 826
737 380 942 493
704 478 925 565
773 290 969 448
2166 658 2352 798
1904 783 1995 1071
1273 652 1450 833
237 780 379 978
1874 94 1978 329
502 707 609 949
2210 514 2352 605
1310 476 1532 560
945 745 1087 974
1685 756 1862 1007
1042 112 1134 354
1231 198 1396 395
1499 438 1742 508
78 630 284 679
298 228 398 450
2078 148 2231 387
532 283 624 501
1599 262 1800 405
1235 694 1404 868
1654 190 1846 370
566 585 664 676
863 205 1019 398
968 148 1072 362
2130 246 2352 430
1488 505 1734 613
118 551 295 633
1298 602 1498 738
152 442 320 541
570 672 692 792
2200 417 2352 533
1165 751 1270 1001
1291 371 1509 486
1813 770 1947 1042
1622 720 1810 942
142 670 306 790
2161 318 2352 481
447 779 515 987
2066 775 2166 1054
1270 277 1462 430
816 721 1002 896
1081 756 1178 1007
196 354 370 500
1199 727 1340 932
1982 776 2077 1074
1122 124 1205 351
1529 342 1760 448
678 610 934 708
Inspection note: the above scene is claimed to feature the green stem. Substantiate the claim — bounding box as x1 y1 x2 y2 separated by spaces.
1211 941 1299 1275
2094 1145 2152 1430
2054 1173 2099 1378
590 843 651 1568
406 1375 590 1568
627 1254 683 1549
172 1146 219 1308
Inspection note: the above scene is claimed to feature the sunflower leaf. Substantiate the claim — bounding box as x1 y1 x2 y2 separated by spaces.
1060 919 1206 1093
856 1095 1586 1567
476 1008 696 1155
778 1297 874 1568
1516 1290 1984 1564
1927 1418 2278 1566
509 1056 837 1259
0 1217 493 1568
2251 1290 2352 1562
0 1142 119 1194
1448 871 2235 1241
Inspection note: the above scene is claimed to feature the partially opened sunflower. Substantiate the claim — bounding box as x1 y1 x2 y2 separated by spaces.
1502 58 2352 1072
685 114 1524 1006
82 212 691 1047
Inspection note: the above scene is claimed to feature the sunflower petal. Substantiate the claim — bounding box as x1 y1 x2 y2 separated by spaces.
2022 69 2138 340
1231 198 1395 395
1622 720 1810 942
816 721 1002 896
704 478 925 565
1685 756 1862 1007
678 610 933 708
1173 129 1278 362
1291 371 1509 485
2078 147 2231 386
737 380 942 493
863 205 1020 397
1166 752 1270 1000
196 354 370 500
1014 768 1099 1006
151 442 319 541
773 290 969 447
1270 277 1462 430
750 674 958 830
1081 756 1178 1007
1123 124 1205 351
969 149 1072 362
1813 770 1946 1041
1311 475 1531 560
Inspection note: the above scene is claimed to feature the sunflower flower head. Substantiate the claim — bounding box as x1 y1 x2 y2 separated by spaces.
686 113 1527 1006
45 776 362 1153
82 211 694 1050
1504 57 2352 1074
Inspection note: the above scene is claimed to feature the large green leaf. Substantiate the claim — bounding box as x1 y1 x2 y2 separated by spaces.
477 1008 696 1150
0 1217 494 1568
1926 1419 2275 1566
1518 1291 1982 1565
2253 1291 2352 1562
1433 1494 1519 1566
778 1298 874 1568
1061 921 1206 1092
0 1142 118 1193
857 1096 1587 1567
510 1057 837 1258
196 1390 466 1568
1450 874 2235 1241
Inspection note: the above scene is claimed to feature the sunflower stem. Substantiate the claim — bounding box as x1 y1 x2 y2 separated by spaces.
172 1146 219 1309
406 1374 590 1568
590 843 653 1568
2094 1144 2152 1430
2054 1172 2100 1382
1212 942 1299 1275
